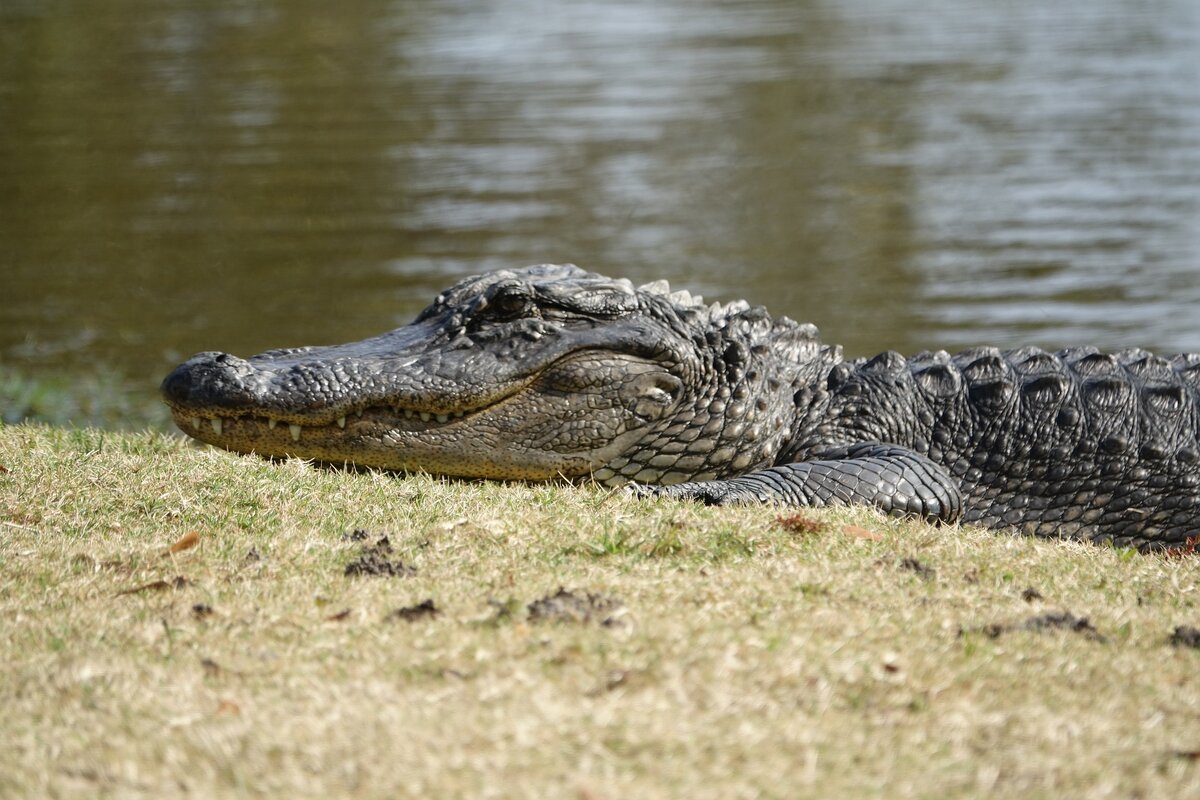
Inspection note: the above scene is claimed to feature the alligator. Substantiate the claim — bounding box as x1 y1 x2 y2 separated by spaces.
162 263 1200 551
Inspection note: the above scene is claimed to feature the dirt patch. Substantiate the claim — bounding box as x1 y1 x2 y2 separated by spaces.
344 535 416 578
1169 625 1200 648
390 599 439 622
1021 587 1044 602
527 587 624 626
345 553 415 578
965 611 1107 642
899 557 936 581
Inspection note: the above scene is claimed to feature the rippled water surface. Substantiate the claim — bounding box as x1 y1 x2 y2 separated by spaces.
3 0 1199 414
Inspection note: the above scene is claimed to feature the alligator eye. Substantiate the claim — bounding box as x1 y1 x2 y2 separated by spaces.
485 289 536 320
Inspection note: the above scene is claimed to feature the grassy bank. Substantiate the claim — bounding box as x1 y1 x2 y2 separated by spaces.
0 365 171 431
2 422 1199 798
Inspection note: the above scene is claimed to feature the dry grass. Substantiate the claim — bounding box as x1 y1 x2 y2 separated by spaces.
2 422 1200 799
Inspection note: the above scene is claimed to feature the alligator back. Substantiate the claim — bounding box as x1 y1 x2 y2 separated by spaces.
798 345 1200 548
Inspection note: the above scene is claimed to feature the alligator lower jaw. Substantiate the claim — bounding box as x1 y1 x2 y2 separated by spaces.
172 406 473 444
166 403 493 470
167 402 604 479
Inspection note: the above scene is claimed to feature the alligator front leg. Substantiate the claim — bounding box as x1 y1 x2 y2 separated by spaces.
632 443 963 524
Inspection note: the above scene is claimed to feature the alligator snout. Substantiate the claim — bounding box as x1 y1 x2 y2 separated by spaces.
161 351 261 412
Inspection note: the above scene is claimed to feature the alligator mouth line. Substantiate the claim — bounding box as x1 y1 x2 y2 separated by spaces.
174 403 491 443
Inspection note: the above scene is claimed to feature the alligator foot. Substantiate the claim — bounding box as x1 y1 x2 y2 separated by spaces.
631 442 964 525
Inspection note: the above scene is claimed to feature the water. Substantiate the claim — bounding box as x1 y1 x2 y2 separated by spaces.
3 0 1199 423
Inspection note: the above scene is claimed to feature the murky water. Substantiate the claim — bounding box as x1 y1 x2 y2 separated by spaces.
3 0 1199 421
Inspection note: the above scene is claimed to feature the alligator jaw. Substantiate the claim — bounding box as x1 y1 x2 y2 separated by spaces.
166 403 478 463
169 404 474 447
162 360 549 474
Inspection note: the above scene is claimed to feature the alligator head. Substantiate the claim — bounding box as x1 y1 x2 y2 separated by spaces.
162 264 836 484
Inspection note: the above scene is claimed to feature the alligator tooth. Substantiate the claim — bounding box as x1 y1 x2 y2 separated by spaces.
337 416 346 428
420 412 431 422
268 418 277 429
453 411 465 418
192 417 201 430
211 418 223 436
289 424 301 442
436 414 448 423
356 409 363 418
403 409 414 419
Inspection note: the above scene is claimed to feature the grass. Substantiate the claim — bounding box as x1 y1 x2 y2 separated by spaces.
0 364 171 431
2 422 1200 798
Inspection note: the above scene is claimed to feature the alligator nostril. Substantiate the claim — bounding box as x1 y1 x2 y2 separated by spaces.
213 352 248 366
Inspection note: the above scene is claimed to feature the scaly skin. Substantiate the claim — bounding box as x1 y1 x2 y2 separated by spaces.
162 264 1200 550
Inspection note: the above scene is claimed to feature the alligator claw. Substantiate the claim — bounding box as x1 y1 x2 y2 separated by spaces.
623 482 662 499
627 480 767 506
